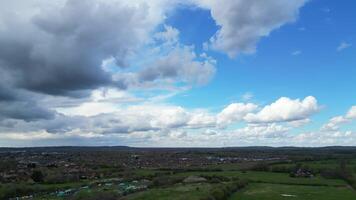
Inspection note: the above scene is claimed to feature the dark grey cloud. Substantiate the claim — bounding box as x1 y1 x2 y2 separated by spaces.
0 0 154 96
0 0 160 121
0 101 55 122
0 85 55 121
0 85 17 102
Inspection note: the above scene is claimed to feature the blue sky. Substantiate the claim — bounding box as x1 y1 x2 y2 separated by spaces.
168 0 356 125
0 0 355 147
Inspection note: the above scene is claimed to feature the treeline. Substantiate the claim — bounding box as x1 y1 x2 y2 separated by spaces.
0 183 72 199
320 160 356 189
201 180 248 200
157 167 223 173
250 160 354 174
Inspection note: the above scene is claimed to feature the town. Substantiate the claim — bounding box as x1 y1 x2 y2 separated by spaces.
1 146 356 199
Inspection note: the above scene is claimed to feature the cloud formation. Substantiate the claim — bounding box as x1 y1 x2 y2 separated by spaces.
337 42 352 51
244 96 319 123
232 123 289 139
137 46 216 86
0 0 164 96
321 105 356 132
197 0 307 57
217 103 258 126
0 1 216 121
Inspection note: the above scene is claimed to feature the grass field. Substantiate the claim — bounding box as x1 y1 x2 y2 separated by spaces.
123 170 353 200
172 171 346 186
123 183 214 200
125 170 352 200
229 183 356 200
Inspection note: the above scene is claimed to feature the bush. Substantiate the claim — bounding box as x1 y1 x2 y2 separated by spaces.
152 176 183 187
207 180 248 200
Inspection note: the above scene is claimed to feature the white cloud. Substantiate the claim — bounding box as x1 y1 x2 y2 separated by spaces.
321 105 356 132
346 106 356 119
217 103 258 126
0 93 327 146
137 45 216 86
242 92 254 101
169 130 187 139
2 97 354 147
337 42 352 51
202 129 217 136
232 123 289 139
54 98 217 135
111 25 217 90
292 50 302 56
293 130 355 146
321 116 349 132
56 88 140 117
244 96 319 123
288 118 311 128
187 111 216 129
196 0 307 57
0 130 58 141
154 24 180 45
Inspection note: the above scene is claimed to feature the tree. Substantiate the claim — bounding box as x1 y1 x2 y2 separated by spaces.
31 170 44 183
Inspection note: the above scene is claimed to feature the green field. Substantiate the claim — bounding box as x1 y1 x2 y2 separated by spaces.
124 169 353 200
123 183 214 200
229 183 356 200
2 166 354 200
172 171 346 186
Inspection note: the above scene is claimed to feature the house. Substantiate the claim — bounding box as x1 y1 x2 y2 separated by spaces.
291 168 314 178
57 189 74 197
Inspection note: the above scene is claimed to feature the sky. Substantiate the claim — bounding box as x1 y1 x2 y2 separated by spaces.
0 0 355 147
